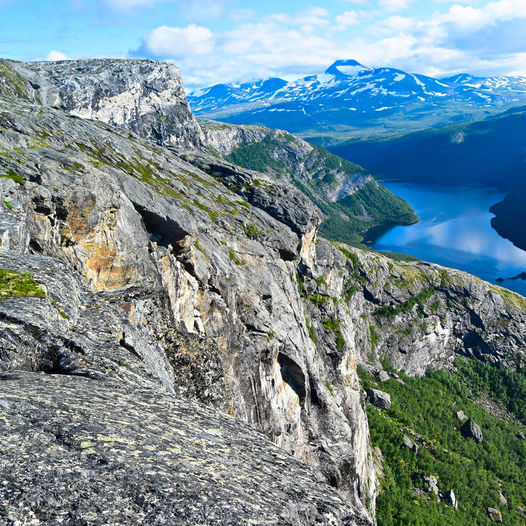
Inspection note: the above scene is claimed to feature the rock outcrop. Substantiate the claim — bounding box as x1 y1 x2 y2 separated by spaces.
366 389 392 410
488 507 503 523
461 418 484 443
0 92 375 522
1 58 526 525
442 489 458 509
300 241 526 377
1 58 205 149
0 372 371 526
202 121 372 202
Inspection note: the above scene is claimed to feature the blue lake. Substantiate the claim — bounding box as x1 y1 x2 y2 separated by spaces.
371 182 526 297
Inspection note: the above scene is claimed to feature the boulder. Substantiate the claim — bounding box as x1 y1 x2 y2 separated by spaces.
442 489 458 509
402 434 419 454
487 508 503 523
377 370 390 382
424 476 440 498
366 388 392 410
456 410 466 421
461 418 483 443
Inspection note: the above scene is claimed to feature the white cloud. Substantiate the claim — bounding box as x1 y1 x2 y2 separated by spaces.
376 15 414 32
141 24 214 58
46 50 70 61
336 10 360 29
378 0 411 12
130 0 526 88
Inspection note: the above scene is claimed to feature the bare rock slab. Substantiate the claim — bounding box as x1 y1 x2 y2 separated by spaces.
0 373 372 526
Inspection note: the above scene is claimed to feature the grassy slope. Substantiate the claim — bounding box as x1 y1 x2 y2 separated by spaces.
359 358 526 525
225 136 417 245
0 269 45 300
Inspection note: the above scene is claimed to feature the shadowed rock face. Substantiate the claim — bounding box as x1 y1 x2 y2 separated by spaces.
1 58 526 526
461 418 483 443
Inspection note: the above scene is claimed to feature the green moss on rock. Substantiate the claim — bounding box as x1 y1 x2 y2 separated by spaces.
0 269 45 300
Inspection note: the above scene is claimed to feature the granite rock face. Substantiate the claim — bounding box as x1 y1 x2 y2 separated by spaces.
1 58 526 525
0 93 375 522
302 240 526 378
1 58 205 149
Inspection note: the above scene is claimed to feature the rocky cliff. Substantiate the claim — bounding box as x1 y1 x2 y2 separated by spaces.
1 58 205 149
202 121 372 201
1 58 525 525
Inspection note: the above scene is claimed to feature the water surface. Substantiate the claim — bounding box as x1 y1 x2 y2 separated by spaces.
371 182 526 296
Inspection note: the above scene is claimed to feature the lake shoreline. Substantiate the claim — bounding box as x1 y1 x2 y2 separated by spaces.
372 182 526 296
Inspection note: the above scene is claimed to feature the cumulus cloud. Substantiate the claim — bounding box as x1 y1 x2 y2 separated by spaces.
335 10 360 29
46 50 70 61
140 24 214 58
130 0 526 88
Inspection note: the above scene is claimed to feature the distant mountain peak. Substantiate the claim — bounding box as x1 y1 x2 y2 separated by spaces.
325 59 371 78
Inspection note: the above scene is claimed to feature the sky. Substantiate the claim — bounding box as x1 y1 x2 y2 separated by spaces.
1 0 526 89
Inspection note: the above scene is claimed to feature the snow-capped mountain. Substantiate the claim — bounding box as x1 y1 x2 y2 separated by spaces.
188 59 526 139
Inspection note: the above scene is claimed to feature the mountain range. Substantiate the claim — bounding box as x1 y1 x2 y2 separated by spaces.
188 59 526 141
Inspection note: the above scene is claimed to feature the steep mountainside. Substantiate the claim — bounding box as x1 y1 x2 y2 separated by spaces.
202 121 417 244
489 178 526 252
188 59 526 141
0 58 525 525
329 106 526 250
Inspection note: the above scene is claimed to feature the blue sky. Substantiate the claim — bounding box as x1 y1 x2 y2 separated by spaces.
1 0 526 89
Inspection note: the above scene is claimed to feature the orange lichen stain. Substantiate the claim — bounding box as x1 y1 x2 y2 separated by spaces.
62 204 135 292
62 198 95 243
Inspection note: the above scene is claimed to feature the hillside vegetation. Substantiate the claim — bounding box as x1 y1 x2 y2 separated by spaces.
360 358 526 525
217 128 417 244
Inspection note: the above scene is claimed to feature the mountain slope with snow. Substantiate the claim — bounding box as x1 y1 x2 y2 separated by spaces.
188 60 526 141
